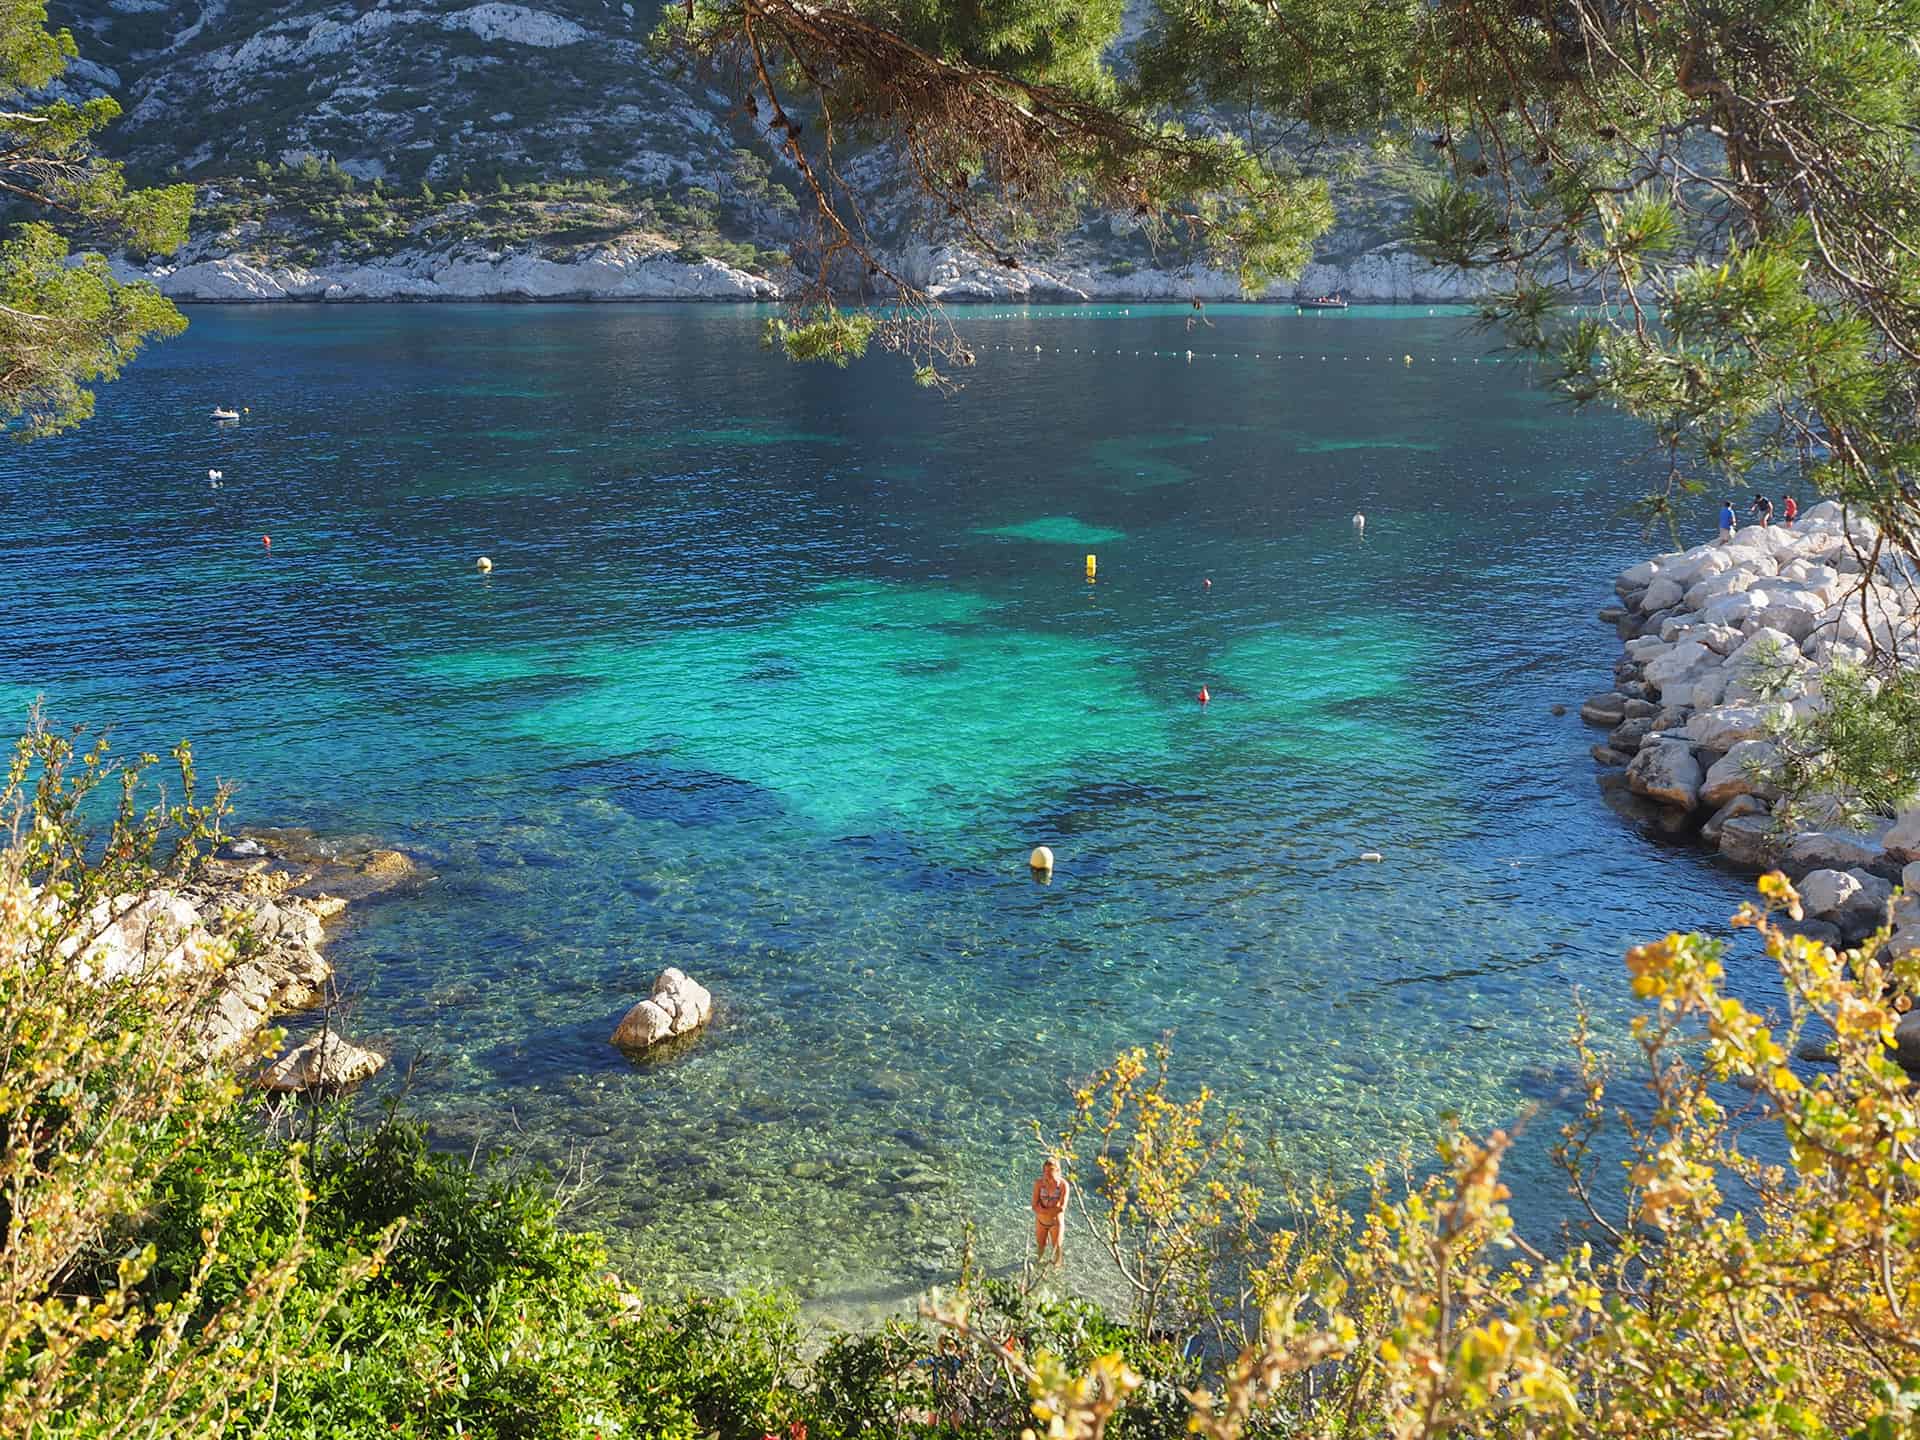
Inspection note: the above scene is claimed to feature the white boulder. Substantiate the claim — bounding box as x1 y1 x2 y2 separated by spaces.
1699 739 1780 809
1641 575 1685 612
1627 741 1702 811
1683 705 1773 749
611 966 713 1050
1645 640 1714 688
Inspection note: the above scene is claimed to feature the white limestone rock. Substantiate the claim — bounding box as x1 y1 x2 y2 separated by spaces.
113 241 780 303
611 966 713 1050
1683 569 1755 611
1683 705 1774 749
1626 740 1702 811
1616 559 1658 595
1688 668 1731 710
58 889 214 983
1798 869 1861 919
1699 739 1780 809
261 1030 386 1092
1645 640 1714 689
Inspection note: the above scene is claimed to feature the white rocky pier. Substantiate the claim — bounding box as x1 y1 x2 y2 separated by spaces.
610 966 713 1052
1589 501 1920 965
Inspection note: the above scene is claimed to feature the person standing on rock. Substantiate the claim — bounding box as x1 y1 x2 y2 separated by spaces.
1782 493 1798 526
1718 498 1737 542
1031 1157 1071 1265
1749 493 1774 526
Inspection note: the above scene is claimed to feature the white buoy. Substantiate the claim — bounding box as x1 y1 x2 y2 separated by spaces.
1359 851 1384 863
1352 513 1366 532
1029 845 1055 874
475 556 493 574
208 469 222 481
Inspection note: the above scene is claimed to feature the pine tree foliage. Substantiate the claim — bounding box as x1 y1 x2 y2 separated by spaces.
0 0 189 437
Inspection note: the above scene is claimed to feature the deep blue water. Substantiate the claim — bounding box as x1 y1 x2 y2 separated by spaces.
0 302 1766 1313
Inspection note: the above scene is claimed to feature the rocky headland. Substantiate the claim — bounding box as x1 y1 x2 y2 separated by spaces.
1586 501 1920 966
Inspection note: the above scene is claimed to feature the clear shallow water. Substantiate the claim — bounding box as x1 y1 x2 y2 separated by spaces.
1 302 1768 1314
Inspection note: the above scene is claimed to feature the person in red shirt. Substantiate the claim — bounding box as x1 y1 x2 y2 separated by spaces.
1781 494 1798 526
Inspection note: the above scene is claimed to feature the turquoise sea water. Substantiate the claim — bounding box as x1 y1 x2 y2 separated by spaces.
0 302 1767 1314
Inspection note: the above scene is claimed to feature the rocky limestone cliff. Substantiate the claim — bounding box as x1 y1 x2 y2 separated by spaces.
57 0 1477 302
113 236 779 301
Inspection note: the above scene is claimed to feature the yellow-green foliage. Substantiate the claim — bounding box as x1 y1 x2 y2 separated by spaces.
0 717 388 1437
958 871 1920 1438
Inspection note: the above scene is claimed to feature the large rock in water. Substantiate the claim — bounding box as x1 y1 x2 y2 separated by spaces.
611 967 713 1051
1626 740 1702 811
261 1030 385 1092
1719 812 1780 868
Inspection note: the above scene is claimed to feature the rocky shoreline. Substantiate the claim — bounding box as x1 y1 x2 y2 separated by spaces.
113 238 1485 307
1585 500 1920 962
79 827 422 1089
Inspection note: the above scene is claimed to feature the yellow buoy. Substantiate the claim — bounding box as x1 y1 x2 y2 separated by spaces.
1085 553 1097 582
475 556 493 574
1030 845 1055 874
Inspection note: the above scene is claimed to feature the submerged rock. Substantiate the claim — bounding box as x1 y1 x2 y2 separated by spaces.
611 967 713 1051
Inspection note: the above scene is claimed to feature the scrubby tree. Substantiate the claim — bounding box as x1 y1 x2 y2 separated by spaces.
0 0 190 437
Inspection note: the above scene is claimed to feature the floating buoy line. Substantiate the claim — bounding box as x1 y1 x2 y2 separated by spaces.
978 343 1534 367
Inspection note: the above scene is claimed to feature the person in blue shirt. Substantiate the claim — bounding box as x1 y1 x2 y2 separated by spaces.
1719 498 1737 542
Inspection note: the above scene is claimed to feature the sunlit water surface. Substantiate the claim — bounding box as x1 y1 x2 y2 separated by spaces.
0 303 1770 1317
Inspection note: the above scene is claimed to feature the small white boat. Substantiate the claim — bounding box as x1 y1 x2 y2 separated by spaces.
212 407 240 421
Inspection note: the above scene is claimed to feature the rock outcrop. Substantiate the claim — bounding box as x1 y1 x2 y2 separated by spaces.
59 827 420 1059
261 1028 387 1092
1590 502 1920 891
113 241 779 303
610 967 713 1052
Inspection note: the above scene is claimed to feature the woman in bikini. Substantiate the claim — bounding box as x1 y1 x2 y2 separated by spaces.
1031 1158 1070 1264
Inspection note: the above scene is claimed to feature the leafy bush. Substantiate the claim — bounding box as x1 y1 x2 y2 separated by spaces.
0 715 389 1436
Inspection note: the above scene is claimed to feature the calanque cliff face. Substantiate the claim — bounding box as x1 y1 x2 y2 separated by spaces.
57 0 1485 303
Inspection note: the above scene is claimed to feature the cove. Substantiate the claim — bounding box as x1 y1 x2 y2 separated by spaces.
0 302 1771 1317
